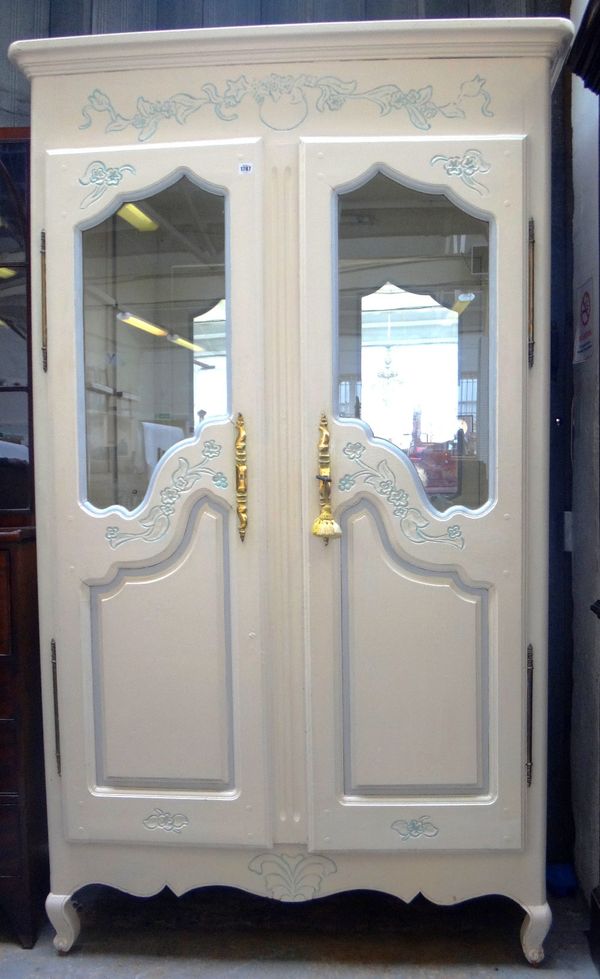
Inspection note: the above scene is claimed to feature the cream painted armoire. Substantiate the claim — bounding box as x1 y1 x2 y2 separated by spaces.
10 18 572 962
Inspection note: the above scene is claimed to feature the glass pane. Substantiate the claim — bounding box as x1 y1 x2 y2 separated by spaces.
0 271 27 387
0 142 28 263
0 391 30 509
82 176 227 511
337 172 490 512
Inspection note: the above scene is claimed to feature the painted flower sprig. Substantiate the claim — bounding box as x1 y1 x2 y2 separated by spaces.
105 440 228 548
79 73 493 141
338 442 464 550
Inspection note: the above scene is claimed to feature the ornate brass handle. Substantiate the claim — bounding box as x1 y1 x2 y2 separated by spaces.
235 413 248 542
311 414 342 543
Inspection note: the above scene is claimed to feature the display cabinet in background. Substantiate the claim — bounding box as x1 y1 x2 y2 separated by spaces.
0 132 47 947
11 18 572 962
0 133 33 519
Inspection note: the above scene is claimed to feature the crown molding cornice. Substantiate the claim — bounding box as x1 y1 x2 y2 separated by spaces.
9 18 574 89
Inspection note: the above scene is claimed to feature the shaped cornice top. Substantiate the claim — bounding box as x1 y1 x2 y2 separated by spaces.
9 18 573 90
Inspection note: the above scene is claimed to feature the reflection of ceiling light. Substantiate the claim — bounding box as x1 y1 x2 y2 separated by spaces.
168 335 205 353
0 268 16 279
117 311 168 337
452 293 476 316
117 203 159 232
0 319 8 327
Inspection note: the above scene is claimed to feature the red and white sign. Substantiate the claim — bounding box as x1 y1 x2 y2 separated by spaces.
574 278 594 363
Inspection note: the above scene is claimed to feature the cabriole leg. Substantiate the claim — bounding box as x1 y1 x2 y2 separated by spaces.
45 893 81 953
520 902 552 965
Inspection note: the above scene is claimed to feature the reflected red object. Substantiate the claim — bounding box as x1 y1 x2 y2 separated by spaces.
408 441 458 494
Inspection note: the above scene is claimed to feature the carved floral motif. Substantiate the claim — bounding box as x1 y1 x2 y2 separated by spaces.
430 148 491 196
105 440 227 548
339 442 464 550
248 852 337 901
391 815 439 841
143 808 189 834
79 74 493 140
79 159 136 207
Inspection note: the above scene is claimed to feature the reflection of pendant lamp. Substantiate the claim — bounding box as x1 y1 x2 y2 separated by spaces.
377 346 399 381
377 312 398 382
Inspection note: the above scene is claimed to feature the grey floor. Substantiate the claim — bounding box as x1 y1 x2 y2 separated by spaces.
0 886 596 977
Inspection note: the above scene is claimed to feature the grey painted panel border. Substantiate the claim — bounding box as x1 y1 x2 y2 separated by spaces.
340 498 489 798
90 496 235 793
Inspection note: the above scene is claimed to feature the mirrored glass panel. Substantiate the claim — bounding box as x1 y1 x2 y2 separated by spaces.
82 176 227 511
0 391 29 509
337 172 490 512
0 270 27 388
0 147 27 264
0 136 29 513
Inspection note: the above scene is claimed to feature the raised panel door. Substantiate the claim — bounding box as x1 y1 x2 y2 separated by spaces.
44 139 271 847
301 135 527 850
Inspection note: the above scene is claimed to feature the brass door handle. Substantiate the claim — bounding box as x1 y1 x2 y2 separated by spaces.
311 414 342 543
235 412 247 542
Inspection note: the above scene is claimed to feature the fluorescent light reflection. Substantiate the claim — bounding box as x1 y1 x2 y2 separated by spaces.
168 335 205 353
452 292 476 316
117 311 168 337
0 268 17 279
117 203 159 232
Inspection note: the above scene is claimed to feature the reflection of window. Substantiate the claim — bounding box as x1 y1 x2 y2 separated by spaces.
336 170 490 512
192 298 227 424
82 176 228 511
360 283 459 451
338 377 362 418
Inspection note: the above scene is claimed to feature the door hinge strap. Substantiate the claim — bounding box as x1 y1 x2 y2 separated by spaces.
51 639 62 775
528 219 535 369
526 643 534 786
40 229 48 372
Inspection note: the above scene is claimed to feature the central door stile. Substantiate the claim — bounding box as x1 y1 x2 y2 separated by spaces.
263 147 308 844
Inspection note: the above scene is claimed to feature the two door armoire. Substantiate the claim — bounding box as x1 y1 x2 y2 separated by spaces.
10 17 572 962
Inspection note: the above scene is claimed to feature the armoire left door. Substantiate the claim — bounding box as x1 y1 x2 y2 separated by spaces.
43 139 271 848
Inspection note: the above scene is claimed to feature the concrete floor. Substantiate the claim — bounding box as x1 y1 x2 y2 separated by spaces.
0 887 596 977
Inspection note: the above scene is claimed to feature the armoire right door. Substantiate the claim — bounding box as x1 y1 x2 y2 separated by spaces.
300 135 529 853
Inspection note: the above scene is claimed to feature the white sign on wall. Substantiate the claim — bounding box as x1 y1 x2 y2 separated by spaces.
573 277 594 363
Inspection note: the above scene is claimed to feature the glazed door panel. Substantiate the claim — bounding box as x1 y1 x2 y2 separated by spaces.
44 139 270 847
301 136 527 850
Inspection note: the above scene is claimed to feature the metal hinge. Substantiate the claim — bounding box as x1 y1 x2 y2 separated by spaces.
526 643 534 786
40 230 48 372
51 639 61 775
528 219 535 369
